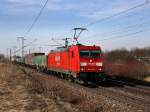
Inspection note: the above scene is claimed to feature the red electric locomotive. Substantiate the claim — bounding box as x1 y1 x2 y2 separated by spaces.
47 28 105 82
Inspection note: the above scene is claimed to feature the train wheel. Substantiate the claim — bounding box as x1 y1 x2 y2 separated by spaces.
62 73 66 79
67 75 74 82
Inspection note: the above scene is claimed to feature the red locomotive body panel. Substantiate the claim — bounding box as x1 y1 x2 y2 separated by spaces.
47 45 104 80
47 46 80 75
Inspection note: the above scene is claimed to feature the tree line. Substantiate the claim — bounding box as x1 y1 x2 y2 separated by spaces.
105 47 150 63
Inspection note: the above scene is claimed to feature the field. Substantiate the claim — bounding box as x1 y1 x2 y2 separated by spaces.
0 63 64 112
104 48 150 82
0 63 149 112
144 64 150 82
0 62 143 112
147 64 150 73
105 61 150 82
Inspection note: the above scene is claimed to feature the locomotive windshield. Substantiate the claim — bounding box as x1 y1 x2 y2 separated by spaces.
80 50 101 58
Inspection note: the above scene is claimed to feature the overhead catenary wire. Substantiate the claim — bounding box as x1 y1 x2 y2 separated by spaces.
15 0 49 56
53 0 150 43
42 31 73 45
24 0 49 38
42 15 150 46
83 0 150 27
14 39 37 54
14 44 37 54
79 0 150 44
105 13 150 30
14 0 150 54
89 27 150 43
88 18 150 38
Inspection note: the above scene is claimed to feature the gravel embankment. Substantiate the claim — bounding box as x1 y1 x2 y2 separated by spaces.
0 63 148 112
0 63 78 112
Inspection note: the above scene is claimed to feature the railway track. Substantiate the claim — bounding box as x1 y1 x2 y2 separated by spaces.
96 86 150 112
18 64 150 111
93 79 150 111
106 79 150 98
50 75 150 111
107 78 150 88
65 79 150 111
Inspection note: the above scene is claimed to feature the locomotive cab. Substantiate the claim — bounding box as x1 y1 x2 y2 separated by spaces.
79 49 103 72
70 45 105 82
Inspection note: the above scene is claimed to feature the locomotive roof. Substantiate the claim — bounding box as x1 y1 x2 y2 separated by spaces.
78 45 101 50
50 44 101 53
51 46 69 52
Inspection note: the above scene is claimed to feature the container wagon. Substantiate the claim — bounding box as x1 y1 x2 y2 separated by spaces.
34 55 47 71
24 53 45 67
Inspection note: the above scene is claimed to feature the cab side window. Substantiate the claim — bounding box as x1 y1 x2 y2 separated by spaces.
72 51 74 58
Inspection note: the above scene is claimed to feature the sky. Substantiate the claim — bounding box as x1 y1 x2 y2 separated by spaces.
0 0 150 55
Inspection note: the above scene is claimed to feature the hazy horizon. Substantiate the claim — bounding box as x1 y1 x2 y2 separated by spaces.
0 0 150 55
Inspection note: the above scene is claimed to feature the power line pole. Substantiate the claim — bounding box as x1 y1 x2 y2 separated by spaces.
6 48 9 59
39 47 42 52
17 37 26 62
29 49 32 54
13 46 17 56
9 48 12 61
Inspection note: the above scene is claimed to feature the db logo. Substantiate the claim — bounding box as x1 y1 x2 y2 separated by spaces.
55 55 60 62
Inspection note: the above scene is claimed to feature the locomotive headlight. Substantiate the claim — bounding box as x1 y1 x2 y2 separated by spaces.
80 62 87 66
96 62 103 66
81 68 84 71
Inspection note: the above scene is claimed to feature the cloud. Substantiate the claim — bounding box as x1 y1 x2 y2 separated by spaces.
0 0 147 18
0 0 45 14
0 0 72 14
78 0 145 19
45 0 147 20
3 0 40 6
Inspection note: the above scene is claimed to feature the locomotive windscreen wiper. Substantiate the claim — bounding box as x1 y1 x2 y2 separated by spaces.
80 50 101 58
90 51 101 58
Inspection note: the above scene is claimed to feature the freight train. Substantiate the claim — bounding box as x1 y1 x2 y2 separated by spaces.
16 28 105 83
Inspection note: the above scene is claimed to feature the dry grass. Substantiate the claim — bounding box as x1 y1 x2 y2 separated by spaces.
144 64 150 82
27 73 104 112
105 61 149 80
144 76 150 82
147 64 150 73
27 71 135 112
0 63 79 111
0 63 136 112
0 63 70 112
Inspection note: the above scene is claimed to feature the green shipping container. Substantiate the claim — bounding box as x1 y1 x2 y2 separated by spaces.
18 57 24 63
34 55 47 67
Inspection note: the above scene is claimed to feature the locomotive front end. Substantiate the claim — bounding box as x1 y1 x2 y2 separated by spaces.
78 46 105 82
